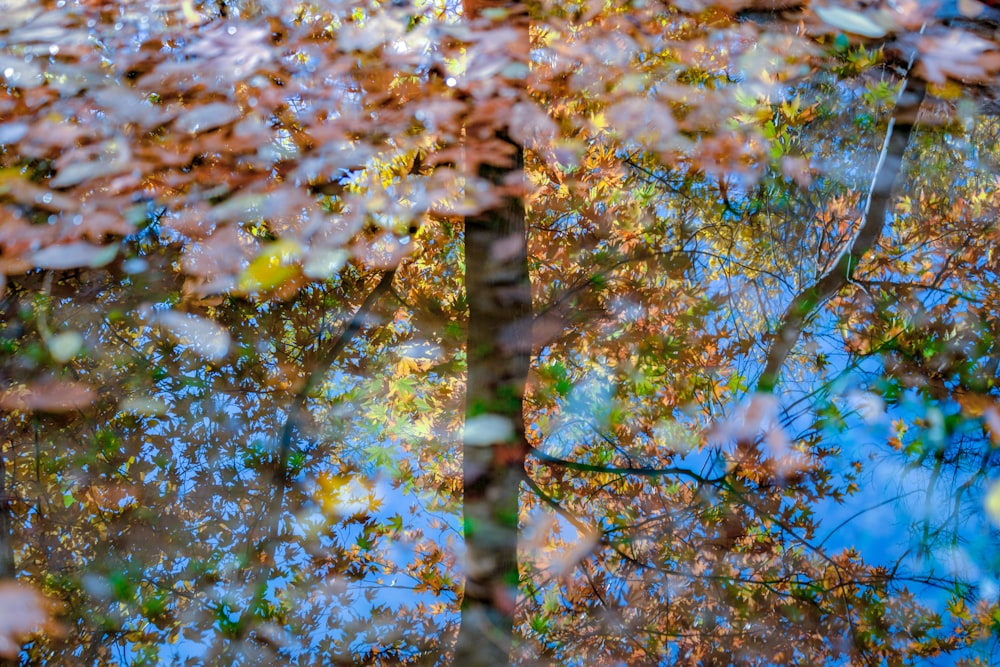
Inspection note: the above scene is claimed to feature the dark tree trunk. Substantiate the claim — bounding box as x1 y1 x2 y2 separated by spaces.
451 1 531 661
758 75 926 392
0 444 13 580
454 131 531 665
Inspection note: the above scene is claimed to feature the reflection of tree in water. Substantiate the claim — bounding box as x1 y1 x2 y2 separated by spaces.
0 235 466 664
517 64 1000 664
1 0 1000 665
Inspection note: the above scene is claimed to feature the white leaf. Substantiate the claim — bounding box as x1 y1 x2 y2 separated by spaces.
0 123 28 145
50 139 132 189
31 242 117 270
986 480 1000 527
119 396 168 416
303 248 349 279
155 311 230 362
174 102 242 135
0 582 58 658
0 55 43 88
847 390 886 424
464 414 515 447
814 5 887 37
48 331 83 363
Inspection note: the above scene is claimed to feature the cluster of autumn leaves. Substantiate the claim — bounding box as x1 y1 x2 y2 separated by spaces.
0 0 999 663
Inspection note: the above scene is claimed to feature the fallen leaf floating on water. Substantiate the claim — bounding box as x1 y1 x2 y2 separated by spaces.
464 414 516 446
919 30 1000 84
153 310 231 362
47 331 83 364
814 4 890 37
30 242 117 270
0 381 95 413
0 582 61 659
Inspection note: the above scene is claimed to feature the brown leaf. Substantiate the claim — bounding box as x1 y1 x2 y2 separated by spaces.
919 31 1000 84
0 381 96 412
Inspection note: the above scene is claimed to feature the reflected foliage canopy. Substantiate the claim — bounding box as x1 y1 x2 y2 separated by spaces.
1 0 1000 664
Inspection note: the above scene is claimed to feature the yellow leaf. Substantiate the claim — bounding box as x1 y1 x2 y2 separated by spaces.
985 480 1000 527
181 0 204 24
313 473 378 516
238 240 302 293
396 358 420 375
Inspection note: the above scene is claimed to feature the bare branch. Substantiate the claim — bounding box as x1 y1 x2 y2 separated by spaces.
757 77 927 392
